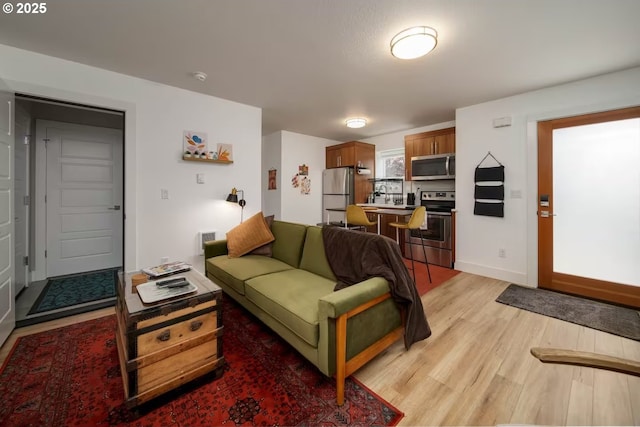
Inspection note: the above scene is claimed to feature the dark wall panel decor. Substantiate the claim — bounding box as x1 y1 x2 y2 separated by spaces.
474 152 505 218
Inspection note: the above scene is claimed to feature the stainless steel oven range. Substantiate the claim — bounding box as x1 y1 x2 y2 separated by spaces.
405 190 455 268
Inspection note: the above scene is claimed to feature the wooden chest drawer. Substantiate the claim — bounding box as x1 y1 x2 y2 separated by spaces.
137 339 220 393
136 300 218 356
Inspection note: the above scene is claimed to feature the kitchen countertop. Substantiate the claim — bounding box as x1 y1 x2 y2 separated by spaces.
371 208 415 216
357 203 417 210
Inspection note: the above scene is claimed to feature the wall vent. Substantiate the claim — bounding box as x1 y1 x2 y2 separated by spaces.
199 230 217 255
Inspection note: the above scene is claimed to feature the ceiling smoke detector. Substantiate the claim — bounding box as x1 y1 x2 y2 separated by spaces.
193 71 208 82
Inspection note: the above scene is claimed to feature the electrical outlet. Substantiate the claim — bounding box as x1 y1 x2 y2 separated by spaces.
161 256 169 264
161 189 169 199
498 248 506 258
196 173 205 184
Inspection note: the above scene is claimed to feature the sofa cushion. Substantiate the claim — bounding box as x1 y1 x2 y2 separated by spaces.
226 212 275 258
270 221 308 268
249 215 275 256
206 255 294 295
299 226 336 281
245 269 336 347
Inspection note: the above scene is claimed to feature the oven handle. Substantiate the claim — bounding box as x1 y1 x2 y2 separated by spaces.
425 211 451 216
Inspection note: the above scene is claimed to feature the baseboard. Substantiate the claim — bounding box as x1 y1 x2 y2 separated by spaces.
15 298 116 328
454 261 527 285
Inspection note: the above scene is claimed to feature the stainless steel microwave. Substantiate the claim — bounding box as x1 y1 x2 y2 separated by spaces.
411 154 455 180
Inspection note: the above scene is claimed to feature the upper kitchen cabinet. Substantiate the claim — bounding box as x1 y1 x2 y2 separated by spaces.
404 127 456 180
325 141 374 169
326 141 375 203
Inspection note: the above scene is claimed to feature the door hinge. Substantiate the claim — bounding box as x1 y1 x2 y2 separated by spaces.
23 256 28 266
44 195 47 203
45 250 47 258
24 135 30 145
23 195 30 206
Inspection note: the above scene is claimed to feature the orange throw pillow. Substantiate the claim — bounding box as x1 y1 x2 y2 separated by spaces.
226 212 275 258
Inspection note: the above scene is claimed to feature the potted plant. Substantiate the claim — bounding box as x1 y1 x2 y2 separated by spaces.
184 150 192 159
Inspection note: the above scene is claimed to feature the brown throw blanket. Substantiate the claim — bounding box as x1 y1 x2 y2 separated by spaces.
322 226 431 349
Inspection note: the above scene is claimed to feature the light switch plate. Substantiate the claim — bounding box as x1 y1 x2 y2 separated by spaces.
197 173 205 184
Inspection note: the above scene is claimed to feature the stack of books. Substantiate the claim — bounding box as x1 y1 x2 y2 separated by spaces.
142 261 191 278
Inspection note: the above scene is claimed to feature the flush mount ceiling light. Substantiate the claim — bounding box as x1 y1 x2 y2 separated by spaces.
345 118 367 128
390 26 438 59
193 71 207 82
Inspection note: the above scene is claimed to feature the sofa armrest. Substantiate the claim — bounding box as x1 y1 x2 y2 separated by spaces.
318 277 390 320
204 239 228 259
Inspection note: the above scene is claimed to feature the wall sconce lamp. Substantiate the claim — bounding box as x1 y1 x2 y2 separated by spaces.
226 187 246 222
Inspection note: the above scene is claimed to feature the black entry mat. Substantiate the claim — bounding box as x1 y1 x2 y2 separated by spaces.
496 284 640 341
28 268 118 315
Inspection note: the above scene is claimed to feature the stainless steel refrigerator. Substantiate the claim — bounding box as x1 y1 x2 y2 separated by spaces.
322 167 354 225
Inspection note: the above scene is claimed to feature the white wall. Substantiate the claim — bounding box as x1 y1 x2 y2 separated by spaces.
0 44 262 275
261 131 341 225
281 131 340 225
261 131 282 218
455 66 640 286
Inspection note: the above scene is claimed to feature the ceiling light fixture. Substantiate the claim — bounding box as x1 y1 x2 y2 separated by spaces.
345 118 367 129
193 71 208 82
390 26 438 60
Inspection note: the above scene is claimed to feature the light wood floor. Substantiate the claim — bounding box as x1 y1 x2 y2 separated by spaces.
356 272 640 426
1 273 639 425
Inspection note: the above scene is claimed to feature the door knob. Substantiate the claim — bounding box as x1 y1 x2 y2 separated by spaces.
108 205 121 210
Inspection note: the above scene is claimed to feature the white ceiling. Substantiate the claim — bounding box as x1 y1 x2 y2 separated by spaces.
1 0 639 141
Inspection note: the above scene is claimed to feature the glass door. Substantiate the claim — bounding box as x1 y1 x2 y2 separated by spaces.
538 106 640 306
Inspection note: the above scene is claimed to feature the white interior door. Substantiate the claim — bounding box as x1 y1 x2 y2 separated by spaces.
0 80 15 346
44 121 123 278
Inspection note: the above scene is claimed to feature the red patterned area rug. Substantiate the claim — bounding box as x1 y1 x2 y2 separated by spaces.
0 298 403 427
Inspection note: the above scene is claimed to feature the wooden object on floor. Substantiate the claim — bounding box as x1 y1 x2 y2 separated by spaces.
531 347 640 377
116 269 225 408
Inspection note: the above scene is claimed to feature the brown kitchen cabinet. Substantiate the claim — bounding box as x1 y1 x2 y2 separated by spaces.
326 144 355 168
326 141 375 204
404 127 456 181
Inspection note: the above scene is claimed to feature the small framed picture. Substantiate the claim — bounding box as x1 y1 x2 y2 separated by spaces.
184 131 208 157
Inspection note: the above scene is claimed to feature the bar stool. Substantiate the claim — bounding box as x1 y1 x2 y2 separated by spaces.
389 206 432 284
346 205 377 231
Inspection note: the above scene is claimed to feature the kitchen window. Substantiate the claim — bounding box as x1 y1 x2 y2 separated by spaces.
377 148 405 178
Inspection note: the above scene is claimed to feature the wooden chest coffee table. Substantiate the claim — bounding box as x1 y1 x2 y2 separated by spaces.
115 269 225 408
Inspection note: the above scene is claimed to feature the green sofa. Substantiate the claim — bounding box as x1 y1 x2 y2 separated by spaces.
204 220 403 405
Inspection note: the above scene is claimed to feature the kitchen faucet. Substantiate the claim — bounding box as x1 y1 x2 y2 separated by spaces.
378 184 389 203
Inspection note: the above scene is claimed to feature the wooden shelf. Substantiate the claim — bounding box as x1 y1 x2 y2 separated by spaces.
183 156 233 164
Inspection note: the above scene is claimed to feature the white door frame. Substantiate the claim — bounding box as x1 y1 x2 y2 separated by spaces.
1 79 137 281
13 102 30 294
0 82 15 346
